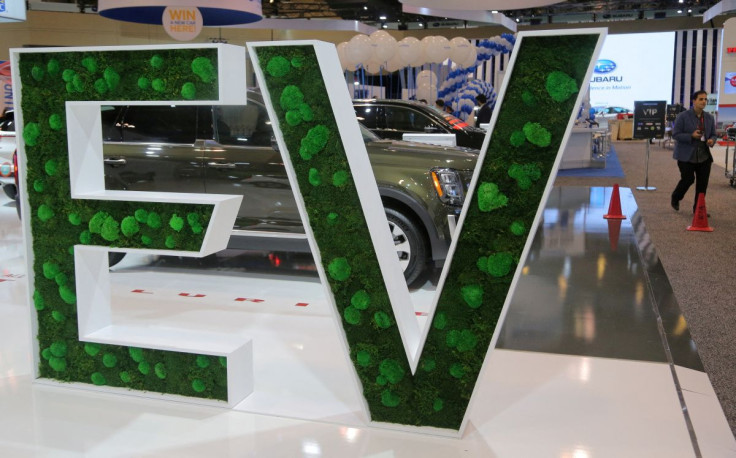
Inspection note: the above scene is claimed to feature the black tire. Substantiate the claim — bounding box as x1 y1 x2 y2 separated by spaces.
108 252 126 267
384 207 429 288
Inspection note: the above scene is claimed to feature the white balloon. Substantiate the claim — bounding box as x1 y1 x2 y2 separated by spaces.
346 34 372 66
449 37 472 64
337 42 350 71
459 46 478 69
385 52 404 73
416 69 436 87
416 82 437 103
370 30 398 63
425 35 451 64
398 36 424 67
364 58 383 75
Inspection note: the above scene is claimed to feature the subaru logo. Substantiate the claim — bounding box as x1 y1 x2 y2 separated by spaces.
594 59 617 74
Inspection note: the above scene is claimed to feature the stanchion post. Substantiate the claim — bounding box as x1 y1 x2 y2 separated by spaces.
636 140 657 191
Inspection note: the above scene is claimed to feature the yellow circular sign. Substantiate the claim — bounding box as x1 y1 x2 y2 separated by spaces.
162 6 203 42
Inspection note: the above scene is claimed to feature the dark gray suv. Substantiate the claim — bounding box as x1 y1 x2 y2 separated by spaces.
102 92 478 286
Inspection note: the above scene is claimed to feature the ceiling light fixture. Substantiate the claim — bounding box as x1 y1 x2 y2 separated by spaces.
379 15 387 20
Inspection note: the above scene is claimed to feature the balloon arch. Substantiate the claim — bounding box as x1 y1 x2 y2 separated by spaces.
337 31 515 121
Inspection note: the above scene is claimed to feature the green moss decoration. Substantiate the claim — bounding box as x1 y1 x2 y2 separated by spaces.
356 350 371 367
308 168 322 186
120 371 132 383
68 213 82 226
37 204 54 221
350 290 370 310
332 170 349 187
138 361 151 375
91 372 106 386
72 74 86 92
32 65 44 81
432 312 447 330
328 257 351 281
191 57 215 82
291 56 304 68
381 390 401 407
181 82 196 100
134 208 149 223
50 341 68 357
164 235 176 249
546 70 578 102
154 362 167 379
41 348 52 360
285 110 302 126
327 212 338 225
23 123 41 147
191 224 203 235
33 179 45 193
129 347 144 362
47 59 60 75
101 216 120 242
446 329 460 348
523 122 552 147
266 56 291 78
147 212 162 229
121 216 140 237
186 212 200 226
279 85 304 111
433 399 444 412
44 159 59 176
54 272 68 287
137 77 150 90
48 114 63 131
102 353 118 368
192 379 206 392
79 230 92 244
300 125 330 160
374 311 392 329
456 330 478 352
510 130 526 147
449 363 466 379
81 57 97 73
477 182 508 212
219 356 227 368
65 82 74 94
298 103 314 122
169 214 185 232
141 235 152 246
59 285 76 304
104 67 121 90
33 291 45 311
379 359 405 384
508 163 542 190
510 220 526 236
85 343 101 357
344 306 361 325
152 78 166 92
62 68 75 82
150 54 164 69
484 252 514 277
376 374 388 386
196 355 210 368
49 357 67 372
521 90 537 106
461 284 483 309
51 311 65 322
422 359 436 372
94 79 108 95
43 262 61 280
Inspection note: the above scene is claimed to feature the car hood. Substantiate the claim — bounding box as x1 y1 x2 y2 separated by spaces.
366 138 479 169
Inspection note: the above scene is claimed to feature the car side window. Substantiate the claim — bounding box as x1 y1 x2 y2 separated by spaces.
121 105 197 144
384 106 440 132
354 105 378 129
101 106 124 141
215 103 272 147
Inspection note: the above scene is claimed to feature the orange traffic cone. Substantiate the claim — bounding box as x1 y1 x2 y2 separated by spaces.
687 193 713 232
604 184 626 219
607 219 622 252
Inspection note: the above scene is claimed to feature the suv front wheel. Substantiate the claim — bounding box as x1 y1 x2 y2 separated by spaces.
385 207 429 288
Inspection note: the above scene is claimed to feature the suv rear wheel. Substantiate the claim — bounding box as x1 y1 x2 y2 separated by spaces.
385 207 429 287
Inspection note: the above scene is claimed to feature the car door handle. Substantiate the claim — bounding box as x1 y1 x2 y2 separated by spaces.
104 158 127 166
207 162 236 169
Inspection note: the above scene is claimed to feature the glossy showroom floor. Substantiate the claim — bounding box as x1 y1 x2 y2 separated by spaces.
1 186 735 457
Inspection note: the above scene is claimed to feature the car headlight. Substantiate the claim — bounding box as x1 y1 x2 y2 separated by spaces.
431 168 465 206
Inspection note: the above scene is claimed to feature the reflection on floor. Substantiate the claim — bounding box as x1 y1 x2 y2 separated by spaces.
0 187 734 457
